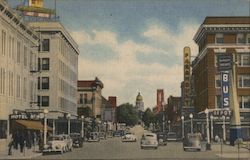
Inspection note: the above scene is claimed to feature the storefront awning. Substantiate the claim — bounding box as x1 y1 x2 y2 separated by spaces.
15 120 52 131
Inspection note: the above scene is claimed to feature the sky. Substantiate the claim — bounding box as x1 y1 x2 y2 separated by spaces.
8 0 250 109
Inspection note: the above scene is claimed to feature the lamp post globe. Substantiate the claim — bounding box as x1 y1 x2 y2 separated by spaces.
189 113 193 134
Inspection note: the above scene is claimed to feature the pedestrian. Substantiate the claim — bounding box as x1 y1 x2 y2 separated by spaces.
8 134 14 155
13 130 18 150
19 131 25 153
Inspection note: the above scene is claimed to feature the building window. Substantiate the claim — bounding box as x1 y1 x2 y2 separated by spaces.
42 77 49 89
215 34 224 44
42 58 49 70
0 120 7 139
80 94 83 104
237 33 245 44
238 53 250 67
239 96 250 109
16 75 21 98
41 39 50 52
24 46 28 67
247 34 250 44
84 93 87 104
2 30 6 55
215 95 222 108
238 74 250 88
38 96 49 107
17 41 21 63
215 74 221 88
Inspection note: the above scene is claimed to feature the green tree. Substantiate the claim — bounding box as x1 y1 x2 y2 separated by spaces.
117 103 138 126
142 108 155 127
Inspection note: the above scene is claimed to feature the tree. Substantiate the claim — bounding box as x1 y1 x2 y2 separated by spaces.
117 103 138 126
142 108 155 127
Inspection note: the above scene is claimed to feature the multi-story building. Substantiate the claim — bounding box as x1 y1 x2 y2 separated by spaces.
102 96 117 122
156 89 164 113
166 96 182 124
77 77 104 119
192 17 250 140
0 0 39 150
28 21 79 118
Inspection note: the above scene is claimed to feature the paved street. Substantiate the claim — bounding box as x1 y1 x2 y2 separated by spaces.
35 126 250 160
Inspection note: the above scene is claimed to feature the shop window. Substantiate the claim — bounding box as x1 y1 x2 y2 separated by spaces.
80 94 83 104
84 93 87 104
0 120 7 139
238 74 250 88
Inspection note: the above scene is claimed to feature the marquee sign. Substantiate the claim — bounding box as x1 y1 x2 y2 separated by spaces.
10 112 42 120
212 109 232 117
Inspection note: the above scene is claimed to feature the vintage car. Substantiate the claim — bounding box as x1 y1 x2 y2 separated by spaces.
122 132 137 142
70 133 83 148
61 134 73 151
156 132 167 146
113 130 125 137
43 135 68 154
183 133 202 151
88 132 100 142
99 132 107 140
167 132 178 141
140 133 158 149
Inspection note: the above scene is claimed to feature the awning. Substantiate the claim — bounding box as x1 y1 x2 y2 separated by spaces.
15 120 52 131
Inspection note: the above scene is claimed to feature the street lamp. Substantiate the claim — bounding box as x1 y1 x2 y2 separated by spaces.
168 120 171 132
189 113 193 134
81 115 84 139
205 108 211 149
67 113 71 135
210 115 214 142
222 115 226 142
43 109 49 147
181 116 184 139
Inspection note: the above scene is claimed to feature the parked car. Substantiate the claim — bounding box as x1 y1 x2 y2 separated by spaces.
167 132 178 141
156 132 167 146
61 134 73 151
113 130 125 137
107 130 113 138
99 132 107 140
43 135 67 154
140 133 158 149
183 133 202 151
88 132 100 142
122 132 137 142
70 133 83 148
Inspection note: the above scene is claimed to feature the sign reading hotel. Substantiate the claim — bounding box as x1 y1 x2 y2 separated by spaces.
183 47 191 107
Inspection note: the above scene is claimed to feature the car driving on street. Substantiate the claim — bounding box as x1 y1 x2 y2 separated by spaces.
140 133 158 149
183 133 202 151
122 132 137 142
156 132 167 146
43 135 68 154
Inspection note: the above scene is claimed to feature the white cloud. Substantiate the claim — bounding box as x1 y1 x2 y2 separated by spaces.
72 21 198 109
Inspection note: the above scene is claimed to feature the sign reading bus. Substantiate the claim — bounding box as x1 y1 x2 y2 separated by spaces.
221 72 230 108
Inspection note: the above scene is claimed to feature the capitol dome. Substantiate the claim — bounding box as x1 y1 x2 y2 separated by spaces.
136 92 143 101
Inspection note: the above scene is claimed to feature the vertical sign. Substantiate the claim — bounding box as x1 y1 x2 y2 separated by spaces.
221 72 230 108
183 47 191 108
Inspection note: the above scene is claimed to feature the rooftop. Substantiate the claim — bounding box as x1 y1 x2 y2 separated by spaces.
203 16 250 25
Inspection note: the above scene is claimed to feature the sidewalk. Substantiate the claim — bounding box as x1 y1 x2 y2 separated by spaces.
0 145 42 159
212 142 250 159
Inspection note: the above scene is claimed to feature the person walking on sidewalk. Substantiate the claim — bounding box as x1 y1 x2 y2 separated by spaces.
8 134 14 155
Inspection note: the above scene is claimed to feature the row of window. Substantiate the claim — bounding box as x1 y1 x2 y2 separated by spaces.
59 60 77 83
215 33 250 44
79 93 94 104
216 95 250 109
215 74 250 88
1 30 37 69
0 67 36 101
38 58 50 71
59 78 76 98
215 53 250 67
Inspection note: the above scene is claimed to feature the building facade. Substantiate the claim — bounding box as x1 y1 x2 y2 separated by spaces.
0 0 39 149
77 78 104 119
135 92 144 112
156 89 164 113
28 21 79 117
192 17 250 140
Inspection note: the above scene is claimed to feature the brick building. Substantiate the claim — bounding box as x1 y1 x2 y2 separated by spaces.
192 17 250 139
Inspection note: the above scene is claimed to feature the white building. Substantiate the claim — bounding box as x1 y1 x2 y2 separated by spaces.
28 21 79 118
0 0 39 150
